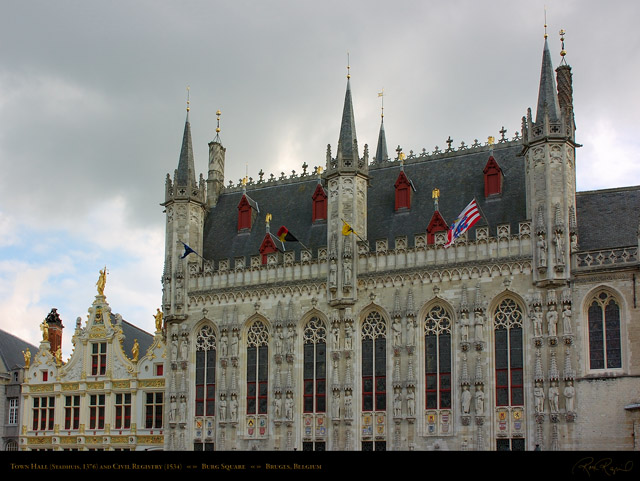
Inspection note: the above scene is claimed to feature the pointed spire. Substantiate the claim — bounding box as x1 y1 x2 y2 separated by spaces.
535 36 561 124
374 89 388 164
336 75 359 167
176 87 196 187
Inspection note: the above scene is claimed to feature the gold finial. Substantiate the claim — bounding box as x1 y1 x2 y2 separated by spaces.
560 29 567 61
317 166 323 176
432 188 440 200
266 213 272 224
242 176 247 186
186 86 190 112
544 6 548 38
347 52 351 79
378 89 384 119
216 109 221 133
488 136 495 146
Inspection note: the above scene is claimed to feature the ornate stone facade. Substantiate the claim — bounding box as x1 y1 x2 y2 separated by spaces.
160 36 640 451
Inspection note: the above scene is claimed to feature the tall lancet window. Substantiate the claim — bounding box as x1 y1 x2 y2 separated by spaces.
493 299 524 406
303 317 327 413
588 291 622 370
247 320 269 415
424 305 452 409
361 311 387 412
195 325 216 417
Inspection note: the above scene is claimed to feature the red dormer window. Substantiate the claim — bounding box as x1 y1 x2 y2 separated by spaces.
426 211 448 245
483 156 503 197
259 234 279 265
238 195 252 231
395 170 412 211
312 183 328 222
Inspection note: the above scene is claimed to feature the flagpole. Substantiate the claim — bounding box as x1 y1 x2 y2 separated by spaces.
473 198 491 235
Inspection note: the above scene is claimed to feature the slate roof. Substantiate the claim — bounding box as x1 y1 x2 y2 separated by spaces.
576 186 640 251
0 328 38 372
113 315 154 358
202 141 527 265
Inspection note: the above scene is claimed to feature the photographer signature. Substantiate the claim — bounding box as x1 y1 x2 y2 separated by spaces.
572 457 633 477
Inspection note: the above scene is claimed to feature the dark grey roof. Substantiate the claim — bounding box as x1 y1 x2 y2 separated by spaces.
202 142 528 264
120 320 154 358
576 186 640 251
0 329 38 372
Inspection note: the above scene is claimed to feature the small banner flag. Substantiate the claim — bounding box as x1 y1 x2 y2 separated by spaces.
443 199 481 249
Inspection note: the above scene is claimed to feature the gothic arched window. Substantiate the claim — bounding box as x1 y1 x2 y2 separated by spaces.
361 311 387 412
493 299 524 406
195 325 216 417
247 320 269 415
587 291 622 370
424 305 452 409
303 317 327 413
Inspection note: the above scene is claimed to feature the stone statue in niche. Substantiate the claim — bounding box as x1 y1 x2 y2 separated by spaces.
230 394 238 421
474 385 484 415
548 381 559 413
332 325 340 350
393 390 402 417
392 318 402 346
547 305 558 337
537 234 547 267
274 326 284 355
461 385 472 414
273 393 282 418
230 330 239 357
219 394 227 421
564 381 575 412
332 391 341 419
344 323 353 351
554 231 565 265
407 387 415 417
532 306 543 337
343 261 352 286
406 318 416 347
474 312 484 342
285 392 294 420
220 331 228 357
329 260 337 288
344 390 353 419
460 312 470 342
562 306 572 335
534 382 545 413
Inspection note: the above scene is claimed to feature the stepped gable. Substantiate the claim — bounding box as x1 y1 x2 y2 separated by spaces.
202 140 527 264
576 186 640 251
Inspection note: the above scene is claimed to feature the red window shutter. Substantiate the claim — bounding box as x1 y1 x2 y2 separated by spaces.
312 184 327 222
394 171 412 210
237 195 252 231
483 156 503 197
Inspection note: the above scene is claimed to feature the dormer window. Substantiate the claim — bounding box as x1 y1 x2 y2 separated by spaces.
259 234 279 265
312 183 328 222
395 170 413 211
426 211 448 245
238 195 252 231
483 155 503 197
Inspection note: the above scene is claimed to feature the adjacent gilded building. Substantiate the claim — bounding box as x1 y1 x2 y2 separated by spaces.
160 33 640 451
19 277 166 451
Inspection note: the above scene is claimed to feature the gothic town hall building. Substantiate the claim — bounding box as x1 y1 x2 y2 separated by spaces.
160 35 640 451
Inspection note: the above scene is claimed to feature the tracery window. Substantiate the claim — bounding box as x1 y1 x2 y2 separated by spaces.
424 305 452 409
493 299 524 406
247 320 269 415
303 317 327 413
362 311 387 412
195 325 217 416
587 291 622 370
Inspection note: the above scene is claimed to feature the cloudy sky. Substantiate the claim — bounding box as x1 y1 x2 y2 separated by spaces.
1 1 638 357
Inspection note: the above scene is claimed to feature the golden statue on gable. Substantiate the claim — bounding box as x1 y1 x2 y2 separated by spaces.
96 267 107 296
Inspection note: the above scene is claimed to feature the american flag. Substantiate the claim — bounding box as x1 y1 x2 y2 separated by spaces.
443 199 481 248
